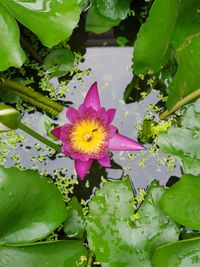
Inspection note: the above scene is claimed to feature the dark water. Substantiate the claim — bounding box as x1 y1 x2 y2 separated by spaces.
5 47 181 199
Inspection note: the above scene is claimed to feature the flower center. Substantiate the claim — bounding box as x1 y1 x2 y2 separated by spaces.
69 118 108 157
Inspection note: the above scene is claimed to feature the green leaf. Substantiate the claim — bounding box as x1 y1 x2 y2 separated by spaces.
133 0 180 75
167 34 200 109
86 5 120 34
86 179 179 266
64 197 85 239
0 166 67 244
94 0 131 20
1 0 81 47
0 241 87 267
152 237 200 267
0 4 26 71
44 48 75 77
0 103 21 132
160 174 200 230
171 0 200 49
158 99 200 175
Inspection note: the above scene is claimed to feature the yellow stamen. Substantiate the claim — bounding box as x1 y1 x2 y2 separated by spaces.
69 119 108 155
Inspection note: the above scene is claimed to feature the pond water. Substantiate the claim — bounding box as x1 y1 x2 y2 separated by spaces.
4 47 181 200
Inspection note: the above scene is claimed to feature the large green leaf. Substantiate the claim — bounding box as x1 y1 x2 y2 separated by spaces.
171 0 200 49
133 0 180 75
160 174 200 230
0 4 26 71
0 241 87 267
167 34 200 109
0 166 67 244
1 0 81 47
152 237 200 267
158 99 200 175
86 5 120 34
94 0 131 20
86 179 179 267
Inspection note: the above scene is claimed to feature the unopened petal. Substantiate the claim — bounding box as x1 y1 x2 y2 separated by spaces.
109 133 144 151
66 107 79 123
75 159 93 180
83 82 100 110
98 154 111 167
51 126 62 139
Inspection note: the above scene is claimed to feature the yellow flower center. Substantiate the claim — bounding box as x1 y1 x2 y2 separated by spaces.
69 118 108 156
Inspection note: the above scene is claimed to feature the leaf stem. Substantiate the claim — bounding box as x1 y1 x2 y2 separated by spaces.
0 78 63 116
87 250 94 267
20 34 44 64
159 88 200 119
19 122 61 153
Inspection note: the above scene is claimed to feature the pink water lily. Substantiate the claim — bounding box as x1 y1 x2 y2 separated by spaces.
51 82 144 180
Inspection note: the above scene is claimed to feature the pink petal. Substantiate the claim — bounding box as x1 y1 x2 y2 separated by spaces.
109 133 144 151
83 82 100 110
106 108 116 124
98 154 111 167
109 125 118 138
75 159 93 180
51 126 62 139
66 107 79 123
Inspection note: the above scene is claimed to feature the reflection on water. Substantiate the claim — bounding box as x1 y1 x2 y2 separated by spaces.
5 47 181 198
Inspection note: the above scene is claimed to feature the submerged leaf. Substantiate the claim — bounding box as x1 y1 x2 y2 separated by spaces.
64 197 85 239
0 166 67 244
44 48 75 77
160 174 200 230
0 241 87 267
152 237 200 267
86 179 179 266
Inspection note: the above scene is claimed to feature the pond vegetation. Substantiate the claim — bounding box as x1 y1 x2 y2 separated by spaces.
0 0 200 266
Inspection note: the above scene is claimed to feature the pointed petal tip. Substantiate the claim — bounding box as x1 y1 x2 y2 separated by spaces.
109 133 145 151
98 154 111 168
83 82 100 110
75 159 93 181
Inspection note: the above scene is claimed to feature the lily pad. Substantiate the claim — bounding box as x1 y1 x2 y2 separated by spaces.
0 166 67 244
152 237 200 267
160 174 200 230
0 241 87 267
86 179 179 266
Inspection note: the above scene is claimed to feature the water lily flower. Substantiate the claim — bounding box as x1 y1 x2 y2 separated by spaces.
51 82 144 180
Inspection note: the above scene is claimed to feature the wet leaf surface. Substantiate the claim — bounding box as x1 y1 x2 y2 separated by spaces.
86 179 179 266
